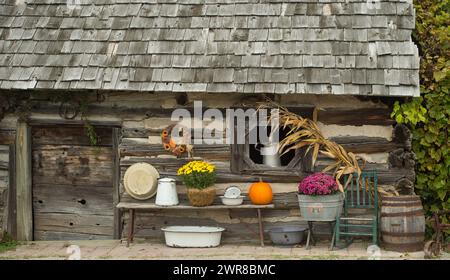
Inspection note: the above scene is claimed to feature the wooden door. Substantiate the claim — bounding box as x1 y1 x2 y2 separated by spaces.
32 125 114 240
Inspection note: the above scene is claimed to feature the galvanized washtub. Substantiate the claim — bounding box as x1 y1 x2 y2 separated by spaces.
298 193 344 221
162 226 225 248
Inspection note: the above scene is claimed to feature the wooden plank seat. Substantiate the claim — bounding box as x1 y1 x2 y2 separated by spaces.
116 202 274 247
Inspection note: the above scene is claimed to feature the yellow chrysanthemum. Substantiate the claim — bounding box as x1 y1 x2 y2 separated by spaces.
178 161 215 176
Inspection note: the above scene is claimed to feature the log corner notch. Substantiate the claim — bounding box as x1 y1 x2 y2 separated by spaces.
15 122 32 241
0 92 28 124
389 124 416 195
392 124 412 151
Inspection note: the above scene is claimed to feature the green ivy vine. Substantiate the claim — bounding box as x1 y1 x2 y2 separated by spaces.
391 0 450 236
79 100 98 146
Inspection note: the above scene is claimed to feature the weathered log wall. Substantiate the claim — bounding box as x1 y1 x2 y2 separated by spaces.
0 116 16 146
110 93 412 242
0 92 414 243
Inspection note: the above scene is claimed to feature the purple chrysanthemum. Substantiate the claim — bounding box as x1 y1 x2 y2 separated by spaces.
298 173 339 195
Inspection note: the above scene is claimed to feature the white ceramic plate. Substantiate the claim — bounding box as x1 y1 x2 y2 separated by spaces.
123 163 160 200
224 186 241 198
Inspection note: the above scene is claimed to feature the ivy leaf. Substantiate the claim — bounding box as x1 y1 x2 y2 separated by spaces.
430 205 441 213
438 189 447 201
434 69 448 82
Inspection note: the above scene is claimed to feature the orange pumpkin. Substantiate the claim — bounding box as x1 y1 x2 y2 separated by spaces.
248 178 273 205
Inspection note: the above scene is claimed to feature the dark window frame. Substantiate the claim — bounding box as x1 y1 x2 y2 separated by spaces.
230 106 314 177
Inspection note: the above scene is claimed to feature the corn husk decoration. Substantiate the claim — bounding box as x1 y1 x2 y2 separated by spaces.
257 101 382 194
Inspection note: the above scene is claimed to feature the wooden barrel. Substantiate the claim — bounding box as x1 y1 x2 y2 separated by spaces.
381 195 425 252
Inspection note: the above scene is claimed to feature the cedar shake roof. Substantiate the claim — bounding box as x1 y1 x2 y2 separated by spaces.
0 0 420 96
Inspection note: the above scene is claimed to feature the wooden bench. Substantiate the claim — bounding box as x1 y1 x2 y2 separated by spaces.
116 202 274 247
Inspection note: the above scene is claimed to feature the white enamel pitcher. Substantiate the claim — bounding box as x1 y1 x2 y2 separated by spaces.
155 178 179 206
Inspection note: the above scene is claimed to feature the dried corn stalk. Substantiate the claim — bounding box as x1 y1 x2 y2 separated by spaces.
257 102 362 192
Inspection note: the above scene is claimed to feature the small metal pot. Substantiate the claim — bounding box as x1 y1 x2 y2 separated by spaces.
268 226 307 246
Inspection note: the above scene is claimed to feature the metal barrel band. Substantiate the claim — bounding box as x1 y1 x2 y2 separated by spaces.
381 196 422 201
381 202 423 207
381 231 424 237
380 209 424 217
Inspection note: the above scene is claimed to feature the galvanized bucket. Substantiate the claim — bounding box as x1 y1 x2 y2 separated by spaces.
298 193 344 221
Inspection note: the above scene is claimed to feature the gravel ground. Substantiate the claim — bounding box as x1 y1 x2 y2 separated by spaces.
1 239 448 260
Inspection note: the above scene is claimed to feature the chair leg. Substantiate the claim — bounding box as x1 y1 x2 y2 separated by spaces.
334 220 353 250
343 220 350 247
372 219 378 245
335 218 340 248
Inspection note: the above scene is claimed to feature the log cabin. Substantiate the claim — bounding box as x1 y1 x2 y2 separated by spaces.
0 0 419 244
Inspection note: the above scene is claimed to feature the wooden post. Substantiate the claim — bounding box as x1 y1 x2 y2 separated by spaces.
127 209 135 247
257 209 264 246
7 144 17 239
112 128 121 239
15 122 32 241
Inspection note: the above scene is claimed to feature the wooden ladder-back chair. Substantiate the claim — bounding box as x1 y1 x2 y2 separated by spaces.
333 170 379 249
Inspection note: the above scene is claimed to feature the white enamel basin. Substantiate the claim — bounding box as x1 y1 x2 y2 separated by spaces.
162 226 225 248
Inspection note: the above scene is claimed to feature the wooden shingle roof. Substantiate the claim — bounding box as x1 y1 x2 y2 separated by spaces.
0 0 420 96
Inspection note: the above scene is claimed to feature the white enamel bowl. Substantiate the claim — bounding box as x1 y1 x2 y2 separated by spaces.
220 195 244 206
